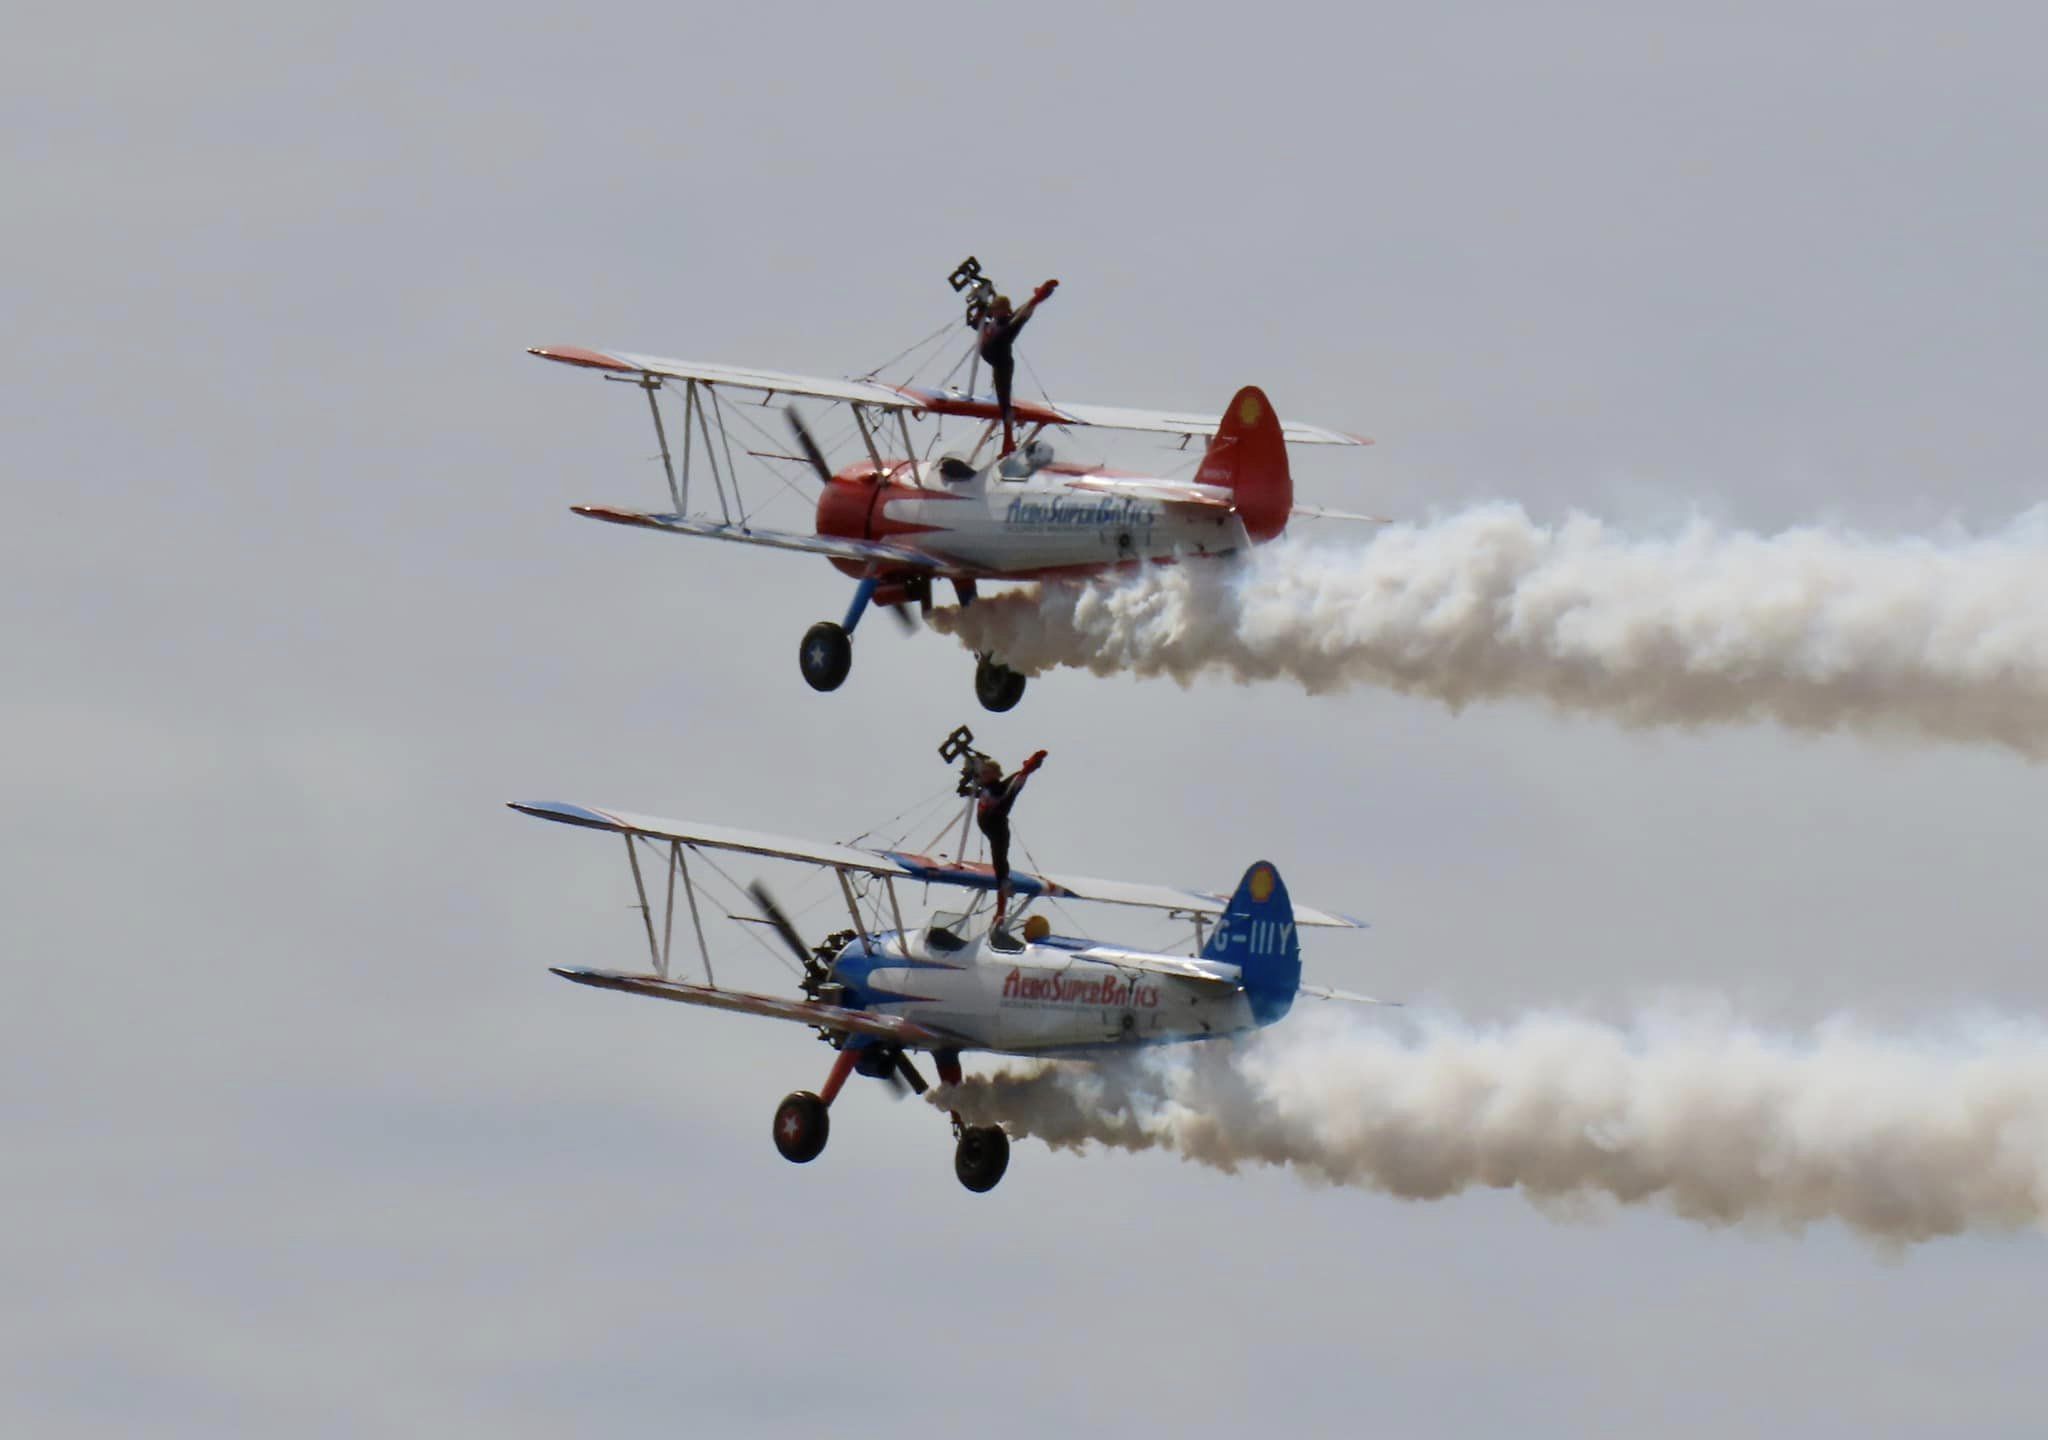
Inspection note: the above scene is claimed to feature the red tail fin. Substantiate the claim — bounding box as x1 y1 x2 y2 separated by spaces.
1195 386 1292 542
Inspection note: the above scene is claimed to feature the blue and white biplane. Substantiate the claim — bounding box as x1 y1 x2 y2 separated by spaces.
512 794 1382 1193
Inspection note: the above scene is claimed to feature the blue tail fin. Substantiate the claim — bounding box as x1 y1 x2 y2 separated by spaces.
1202 861 1302 1026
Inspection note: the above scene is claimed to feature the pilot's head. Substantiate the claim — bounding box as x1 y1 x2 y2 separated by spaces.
1022 914 1052 942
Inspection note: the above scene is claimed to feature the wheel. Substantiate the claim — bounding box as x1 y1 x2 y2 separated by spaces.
772 1090 830 1163
799 622 853 692
954 1124 1010 1193
973 656 1027 713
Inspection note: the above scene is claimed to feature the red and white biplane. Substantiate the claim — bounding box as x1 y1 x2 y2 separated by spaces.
530 266 1375 710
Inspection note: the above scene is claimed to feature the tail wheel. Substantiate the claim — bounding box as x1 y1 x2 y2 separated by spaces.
799 622 853 692
974 656 1027 713
954 1124 1010 1193
773 1090 830 1163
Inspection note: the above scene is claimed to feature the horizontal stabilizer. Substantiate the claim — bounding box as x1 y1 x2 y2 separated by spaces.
1296 983 1398 1007
1291 503 1391 524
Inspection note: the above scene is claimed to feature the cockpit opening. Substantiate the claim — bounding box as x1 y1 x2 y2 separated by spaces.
997 438 1055 481
924 908 982 953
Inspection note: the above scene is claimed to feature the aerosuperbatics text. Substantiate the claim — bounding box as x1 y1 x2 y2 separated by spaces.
1001 968 1162 1010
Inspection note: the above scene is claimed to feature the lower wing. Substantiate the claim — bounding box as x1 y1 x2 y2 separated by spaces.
551 968 965 1047
570 507 964 574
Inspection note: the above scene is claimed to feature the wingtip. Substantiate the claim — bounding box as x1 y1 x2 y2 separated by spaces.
529 344 635 373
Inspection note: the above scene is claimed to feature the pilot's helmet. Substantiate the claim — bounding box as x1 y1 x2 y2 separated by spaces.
1022 438 1055 469
1022 914 1052 942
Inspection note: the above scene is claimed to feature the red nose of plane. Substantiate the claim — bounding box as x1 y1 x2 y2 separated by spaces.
814 471 873 542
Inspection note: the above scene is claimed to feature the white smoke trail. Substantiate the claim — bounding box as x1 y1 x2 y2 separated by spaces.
929 506 2048 754
934 1008 2048 1244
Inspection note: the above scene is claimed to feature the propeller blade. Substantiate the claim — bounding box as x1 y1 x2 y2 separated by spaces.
746 880 813 970
888 603 917 635
786 407 835 485
895 1052 930 1096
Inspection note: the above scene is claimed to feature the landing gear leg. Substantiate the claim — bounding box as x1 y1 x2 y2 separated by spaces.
934 1050 1007 1192
772 1048 859 1164
797 576 878 693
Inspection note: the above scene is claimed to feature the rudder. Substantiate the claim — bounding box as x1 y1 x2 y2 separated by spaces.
1194 386 1292 542
1201 860 1302 1025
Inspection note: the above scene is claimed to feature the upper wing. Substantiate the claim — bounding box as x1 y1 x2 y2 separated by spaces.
530 346 924 412
551 968 961 1045
569 506 956 573
898 385 1371 448
880 851 1365 930
514 802 1366 930
511 801 916 878
1046 399 1372 448
1051 870 1368 930
533 347 1370 447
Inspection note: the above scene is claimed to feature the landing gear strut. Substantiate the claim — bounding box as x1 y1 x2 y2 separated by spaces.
773 1046 858 1164
773 1043 1013 1190
800 575 879 693
974 655 1027 712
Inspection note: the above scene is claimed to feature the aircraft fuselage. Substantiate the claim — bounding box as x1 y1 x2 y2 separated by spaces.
829 927 1264 1057
814 454 1249 583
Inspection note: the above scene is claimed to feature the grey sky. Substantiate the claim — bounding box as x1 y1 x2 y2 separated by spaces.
8 2 2048 1434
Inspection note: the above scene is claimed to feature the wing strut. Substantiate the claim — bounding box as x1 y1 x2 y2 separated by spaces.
688 381 735 524
638 375 683 514
616 831 723 986
850 405 885 470
835 868 874 950
624 834 662 976
707 385 747 523
674 843 715 987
